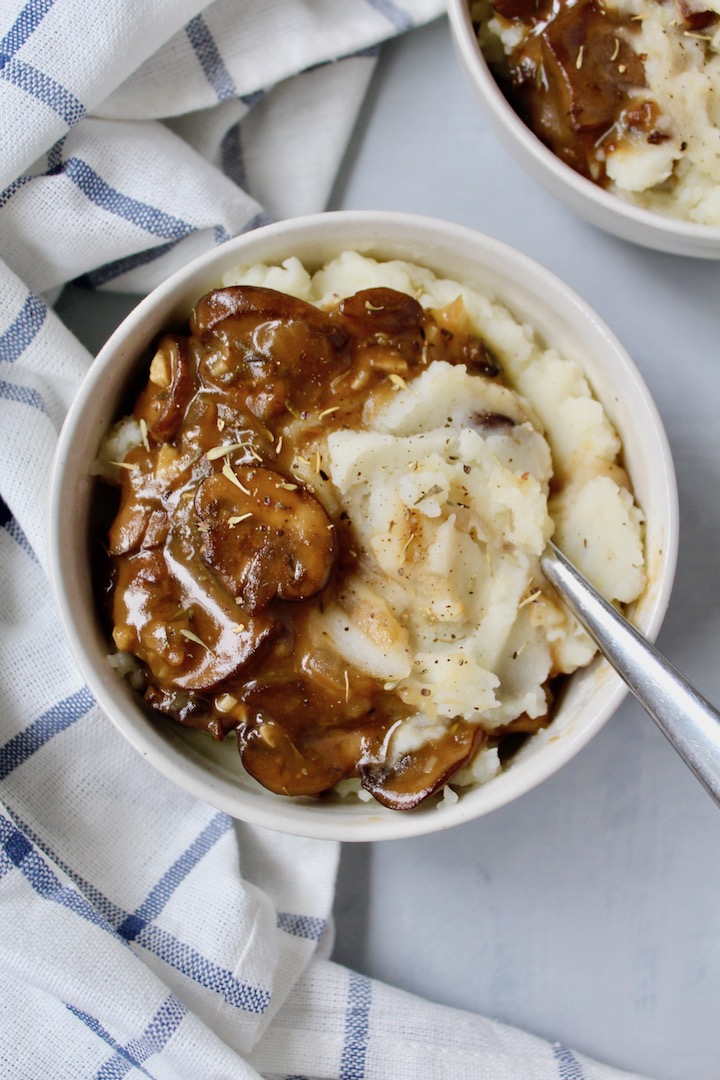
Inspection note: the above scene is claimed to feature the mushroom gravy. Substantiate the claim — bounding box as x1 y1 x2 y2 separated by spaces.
98 253 646 810
102 284 524 809
471 0 720 223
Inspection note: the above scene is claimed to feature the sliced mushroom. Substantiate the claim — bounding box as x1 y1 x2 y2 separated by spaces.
190 286 346 345
235 672 380 796
190 286 350 413
537 2 646 135
134 335 198 443
112 547 277 693
238 711 363 797
194 466 337 613
336 287 425 342
359 722 485 810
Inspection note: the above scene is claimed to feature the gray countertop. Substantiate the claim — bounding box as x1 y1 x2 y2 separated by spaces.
55 15 720 1080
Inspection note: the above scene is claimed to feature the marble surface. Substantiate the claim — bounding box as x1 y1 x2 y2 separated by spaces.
55 15 720 1080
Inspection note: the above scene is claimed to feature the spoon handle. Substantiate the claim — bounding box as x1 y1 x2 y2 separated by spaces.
541 542 720 807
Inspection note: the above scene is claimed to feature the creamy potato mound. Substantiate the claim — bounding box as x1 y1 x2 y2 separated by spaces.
218 251 646 792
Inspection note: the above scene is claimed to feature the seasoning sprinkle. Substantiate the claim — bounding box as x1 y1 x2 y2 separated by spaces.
400 532 415 561
611 37 620 61
414 484 444 505
179 628 212 651
389 373 409 391
318 406 340 419
576 44 584 69
109 460 140 472
276 481 298 491
207 442 247 461
222 462 251 494
139 418 150 451
228 512 253 526
344 669 350 703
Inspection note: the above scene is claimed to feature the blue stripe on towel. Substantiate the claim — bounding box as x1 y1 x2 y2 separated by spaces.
117 812 233 940
276 911 327 942
78 239 189 288
90 994 187 1079
340 971 372 1080
0 377 47 412
0 814 115 935
0 293 47 362
0 0 56 57
0 500 37 561
0 1 85 127
552 1042 586 1079
0 799 273 1015
185 14 237 101
136 922 272 1012
0 686 94 780
66 1005 155 1079
362 0 413 32
0 57 84 126
61 157 196 239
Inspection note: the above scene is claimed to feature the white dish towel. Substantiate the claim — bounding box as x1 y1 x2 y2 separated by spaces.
0 2 652 1076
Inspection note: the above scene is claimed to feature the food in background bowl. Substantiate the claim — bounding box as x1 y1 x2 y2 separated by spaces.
95 251 646 811
469 0 720 224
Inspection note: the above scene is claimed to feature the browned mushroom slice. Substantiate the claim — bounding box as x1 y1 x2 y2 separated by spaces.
238 712 363 797
134 335 198 443
336 287 425 343
113 547 277 693
359 721 485 810
142 684 237 739
537 3 646 135
490 0 553 19
190 285 345 343
190 286 350 413
235 669 389 796
194 466 337 613
508 1 646 177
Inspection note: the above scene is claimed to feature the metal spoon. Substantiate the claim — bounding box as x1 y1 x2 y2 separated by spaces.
541 542 720 808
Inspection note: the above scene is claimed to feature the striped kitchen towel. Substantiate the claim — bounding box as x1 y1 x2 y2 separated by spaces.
0 1 653 1077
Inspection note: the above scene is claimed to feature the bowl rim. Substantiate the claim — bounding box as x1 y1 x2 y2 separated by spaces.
446 0 720 254
47 210 679 841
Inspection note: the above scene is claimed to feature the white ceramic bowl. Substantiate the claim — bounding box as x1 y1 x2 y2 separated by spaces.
447 0 720 259
48 211 678 841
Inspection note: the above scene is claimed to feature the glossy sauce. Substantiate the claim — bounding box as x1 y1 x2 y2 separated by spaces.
104 284 542 809
475 0 715 183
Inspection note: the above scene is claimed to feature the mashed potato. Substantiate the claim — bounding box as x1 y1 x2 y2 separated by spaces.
100 251 646 805
220 252 646 793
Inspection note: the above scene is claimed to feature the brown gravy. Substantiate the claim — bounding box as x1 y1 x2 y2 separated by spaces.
474 0 716 184
103 284 543 810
